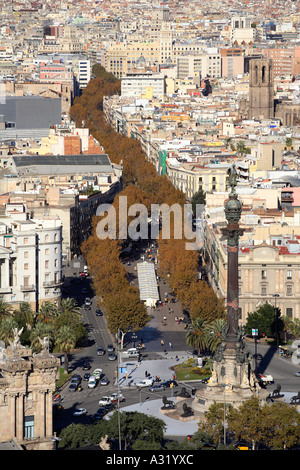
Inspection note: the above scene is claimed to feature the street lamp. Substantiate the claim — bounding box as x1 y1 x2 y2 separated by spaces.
272 294 280 349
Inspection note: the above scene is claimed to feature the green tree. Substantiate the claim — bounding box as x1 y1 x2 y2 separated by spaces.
0 299 13 320
13 302 35 328
204 318 227 353
185 317 208 354
58 298 81 317
227 396 264 450
190 188 206 215
38 301 59 324
0 317 18 346
30 321 54 353
244 302 282 338
285 137 293 149
55 325 76 374
198 402 233 445
106 411 165 450
58 423 91 449
261 401 300 450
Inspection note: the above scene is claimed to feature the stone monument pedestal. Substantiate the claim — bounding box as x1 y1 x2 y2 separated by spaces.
192 340 270 414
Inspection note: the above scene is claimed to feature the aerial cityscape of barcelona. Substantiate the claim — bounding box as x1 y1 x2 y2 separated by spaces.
0 0 300 456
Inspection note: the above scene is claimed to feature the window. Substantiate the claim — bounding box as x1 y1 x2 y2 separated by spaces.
45 248 49 255
24 263 28 270
24 251 28 259
286 307 293 318
287 284 293 296
24 415 34 439
287 270 292 279
261 284 267 296
24 237 29 245
261 270 267 279
45 260 49 269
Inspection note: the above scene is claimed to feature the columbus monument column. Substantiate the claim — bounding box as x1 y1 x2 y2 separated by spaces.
192 165 269 414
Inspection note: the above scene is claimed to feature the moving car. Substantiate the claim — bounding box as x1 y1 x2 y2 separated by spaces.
293 371 300 377
73 408 87 416
99 396 112 406
82 362 91 370
88 376 97 389
160 380 178 388
108 353 117 361
100 377 109 386
109 392 125 403
96 309 103 316
69 382 78 392
97 346 105 356
149 384 166 392
135 378 153 387
107 344 115 352
83 373 91 381
93 369 103 380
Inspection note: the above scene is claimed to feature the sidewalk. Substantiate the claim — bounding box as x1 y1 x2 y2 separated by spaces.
115 352 200 437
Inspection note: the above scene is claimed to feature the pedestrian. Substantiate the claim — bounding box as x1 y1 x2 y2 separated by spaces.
145 370 148 377
169 342 172 349
161 339 164 346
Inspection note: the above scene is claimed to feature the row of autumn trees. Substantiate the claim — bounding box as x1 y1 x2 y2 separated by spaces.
71 65 225 344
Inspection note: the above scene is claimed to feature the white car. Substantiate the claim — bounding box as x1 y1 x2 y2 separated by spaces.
99 396 112 406
134 378 154 388
73 408 87 416
93 369 103 379
109 392 125 403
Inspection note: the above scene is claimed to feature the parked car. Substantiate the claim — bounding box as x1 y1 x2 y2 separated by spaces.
293 371 300 377
108 353 117 361
100 377 109 386
85 297 91 306
73 408 87 417
83 373 91 381
97 346 105 356
149 384 166 392
82 362 91 370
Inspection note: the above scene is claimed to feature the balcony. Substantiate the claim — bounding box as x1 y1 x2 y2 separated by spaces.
21 284 35 292
43 280 63 288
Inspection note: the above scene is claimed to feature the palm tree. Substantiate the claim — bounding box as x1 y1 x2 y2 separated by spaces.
58 298 81 317
185 317 208 354
0 299 13 320
55 325 76 374
38 301 59 323
204 318 227 353
14 302 35 328
0 317 18 346
30 322 54 353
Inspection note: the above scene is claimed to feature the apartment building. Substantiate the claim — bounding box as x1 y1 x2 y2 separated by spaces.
0 153 122 260
0 203 62 310
121 72 166 99
205 220 300 324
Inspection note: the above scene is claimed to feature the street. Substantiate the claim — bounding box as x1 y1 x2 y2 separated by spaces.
54 253 300 433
